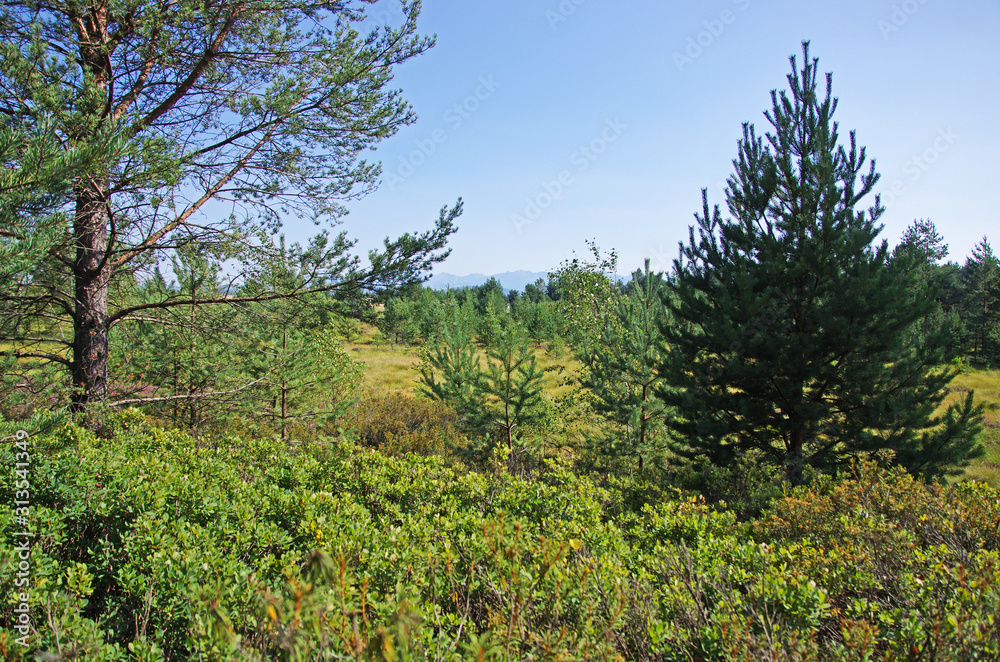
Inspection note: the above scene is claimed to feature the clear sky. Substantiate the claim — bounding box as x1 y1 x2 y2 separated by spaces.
325 0 1000 277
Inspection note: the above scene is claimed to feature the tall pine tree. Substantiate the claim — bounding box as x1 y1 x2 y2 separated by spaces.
660 43 983 485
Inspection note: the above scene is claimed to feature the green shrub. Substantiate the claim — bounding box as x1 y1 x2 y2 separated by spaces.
2 413 999 660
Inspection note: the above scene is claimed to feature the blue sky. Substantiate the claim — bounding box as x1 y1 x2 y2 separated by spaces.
326 0 1000 277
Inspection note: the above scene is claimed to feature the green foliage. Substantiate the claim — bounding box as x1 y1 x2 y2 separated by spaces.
2 416 999 660
960 238 1000 367
580 260 674 473
419 314 549 467
109 238 366 438
661 43 984 485
0 117 122 281
0 0 459 412
0 116 127 414
379 297 422 348
478 322 549 458
417 310 481 417
549 240 622 351
111 246 240 431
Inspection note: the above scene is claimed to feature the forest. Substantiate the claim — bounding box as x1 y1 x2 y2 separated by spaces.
1 1 1000 659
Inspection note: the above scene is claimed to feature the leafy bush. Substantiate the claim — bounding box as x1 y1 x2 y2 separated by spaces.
2 413 999 660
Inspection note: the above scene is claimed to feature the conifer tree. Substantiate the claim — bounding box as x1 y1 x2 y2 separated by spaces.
239 239 364 441
419 311 547 467
479 321 548 457
0 0 457 414
961 238 1000 367
890 220 963 362
110 246 242 431
1 119 126 411
245 321 362 442
581 260 672 472
660 43 983 485
418 307 481 416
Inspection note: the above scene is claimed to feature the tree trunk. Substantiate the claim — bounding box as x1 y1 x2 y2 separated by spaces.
786 427 805 486
71 180 111 413
70 6 113 418
281 327 289 443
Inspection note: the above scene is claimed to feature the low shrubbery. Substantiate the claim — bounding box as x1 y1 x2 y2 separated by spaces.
2 411 999 660
341 391 466 459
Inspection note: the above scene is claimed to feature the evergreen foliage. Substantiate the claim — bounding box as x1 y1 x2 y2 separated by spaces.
660 43 984 484
0 0 457 414
580 260 673 472
961 238 1000 367
417 307 481 416
419 311 548 467
478 321 548 457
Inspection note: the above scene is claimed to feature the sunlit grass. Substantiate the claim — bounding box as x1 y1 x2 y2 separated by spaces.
344 323 582 398
0 339 70 377
948 368 1000 486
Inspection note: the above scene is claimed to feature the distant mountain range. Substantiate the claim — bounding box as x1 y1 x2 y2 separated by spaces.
424 270 549 292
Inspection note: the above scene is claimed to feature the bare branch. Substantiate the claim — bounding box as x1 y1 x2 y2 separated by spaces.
108 373 270 407
1 350 72 368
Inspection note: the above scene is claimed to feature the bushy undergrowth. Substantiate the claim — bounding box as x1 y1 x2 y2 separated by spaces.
342 391 467 460
2 411 999 660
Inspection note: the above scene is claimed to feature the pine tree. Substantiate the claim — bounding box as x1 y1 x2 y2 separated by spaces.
0 1 457 414
479 321 548 458
660 43 983 485
477 298 506 349
238 237 363 440
581 260 673 472
1 119 126 412
419 310 547 468
244 321 362 442
380 298 420 348
960 238 1000 367
418 307 481 417
109 246 241 432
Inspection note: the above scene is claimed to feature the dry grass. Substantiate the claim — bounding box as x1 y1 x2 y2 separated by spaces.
345 322 583 396
342 322 426 394
947 368 1000 486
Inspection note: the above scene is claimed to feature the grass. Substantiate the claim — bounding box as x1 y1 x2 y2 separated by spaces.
949 368 1000 486
344 322 583 397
